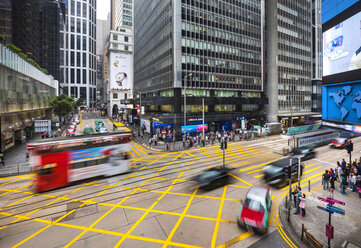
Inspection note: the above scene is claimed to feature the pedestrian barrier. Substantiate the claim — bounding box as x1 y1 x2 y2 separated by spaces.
301 224 324 248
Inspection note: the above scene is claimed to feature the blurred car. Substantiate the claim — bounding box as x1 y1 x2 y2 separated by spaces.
291 147 316 161
263 158 304 188
237 186 272 233
99 127 108 133
71 122 77 126
69 125 76 130
74 119 80 124
193 167 230 189
329 138 350 148
67 128 75 133
66 131 75 136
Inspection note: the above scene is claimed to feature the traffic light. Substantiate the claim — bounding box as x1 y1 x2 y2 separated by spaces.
285 165 292 179
346 141 353 154
224 141 227 149
220 142 224 150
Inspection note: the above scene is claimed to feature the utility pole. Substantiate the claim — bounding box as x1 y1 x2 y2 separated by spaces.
184 74 192 149
298 156 301 187
287 159 292 222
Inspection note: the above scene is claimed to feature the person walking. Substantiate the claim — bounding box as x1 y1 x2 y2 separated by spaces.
340 174 347 195
341 159 346 170
299 193 306 218
330 168 336 190
322 170 331 190
291 186 300 208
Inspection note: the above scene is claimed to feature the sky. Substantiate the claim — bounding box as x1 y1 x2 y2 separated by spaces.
97 0 110 20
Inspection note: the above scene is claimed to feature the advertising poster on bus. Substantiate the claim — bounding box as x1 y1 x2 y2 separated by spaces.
110 53 132 90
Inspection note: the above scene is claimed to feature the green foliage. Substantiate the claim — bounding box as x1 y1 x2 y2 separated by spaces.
18 52 28 60
50 94 74 118
6 43 22 53
73 98 84 109
0 34 5 43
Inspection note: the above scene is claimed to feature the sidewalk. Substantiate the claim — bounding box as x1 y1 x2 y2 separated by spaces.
280 182 361 248
0 133 43 176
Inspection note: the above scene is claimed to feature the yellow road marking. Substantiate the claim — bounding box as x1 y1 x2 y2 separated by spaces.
228 173 253 187
240 158 281 172
211 186 227 248
246 168 264 175
281 171 324 191
163 187 199 248
305 163 314 168
78 113 83 129
199 146 257 156
303 166 322 175
254 174 264 179
133 143 147 155
6 195 34 207
216 232 252 248
226 152 270 163
211 149 263 160
130 145 140 156
128 150 134 157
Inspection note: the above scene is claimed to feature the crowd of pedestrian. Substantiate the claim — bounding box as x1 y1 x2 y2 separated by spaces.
322 158 361 197
292 186 307 218
182 130 237 149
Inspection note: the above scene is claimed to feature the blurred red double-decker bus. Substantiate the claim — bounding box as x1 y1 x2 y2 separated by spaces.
27 132 132 192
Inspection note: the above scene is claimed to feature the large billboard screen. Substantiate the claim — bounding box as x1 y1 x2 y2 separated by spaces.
110 53 132 90
323 11 361 77
322 80 361 124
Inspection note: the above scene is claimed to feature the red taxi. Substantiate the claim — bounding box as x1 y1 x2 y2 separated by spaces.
237 186 272 233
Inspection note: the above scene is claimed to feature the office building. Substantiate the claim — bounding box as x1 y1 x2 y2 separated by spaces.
60 0 97 107
111 0 133 31
0 0 12 43
0 43 57 152
105 29 133 119
134 0 266 135
266 0 315 127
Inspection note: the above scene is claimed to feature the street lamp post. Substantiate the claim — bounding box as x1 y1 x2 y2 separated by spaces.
133 91 142 137
184 73 193 148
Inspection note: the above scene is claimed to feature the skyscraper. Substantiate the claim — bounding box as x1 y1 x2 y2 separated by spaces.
60 0 97 107
266 0 315 126
111 0 133 31
0 0 12 43
134 0 266 135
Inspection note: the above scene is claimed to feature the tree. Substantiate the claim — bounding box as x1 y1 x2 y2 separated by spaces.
0 34 5 44
50 95 74 120
73 98 84 109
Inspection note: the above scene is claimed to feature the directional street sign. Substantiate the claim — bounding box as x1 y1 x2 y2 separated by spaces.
317 205 334 214
326 197 345 206
327 204 345 215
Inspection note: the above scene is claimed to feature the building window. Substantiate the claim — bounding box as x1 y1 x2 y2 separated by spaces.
71 52 75 66
215 105 236 112
82 2 87 18
77 69 81 84
83 52 86 67
214 90 237 97
82 19 86 34
71 0 75 15
242 104 258 111
71 17 75 32
123 3 132 9
113 93 118 99
124 45 128 50
71 69 75 83
71 35 75 49
124 36 128 42
113 34 118 40
123 15 132 21
77 2 81 17
160 89 174 97
83 69 86 84
82 36 86 50
160 105 173 112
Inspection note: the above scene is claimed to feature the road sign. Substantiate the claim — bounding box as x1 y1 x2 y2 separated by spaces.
162 130 166 135
141 106 145 115
326 204 345 215
326 197 345 206
137 106 140 115
317 205 334 214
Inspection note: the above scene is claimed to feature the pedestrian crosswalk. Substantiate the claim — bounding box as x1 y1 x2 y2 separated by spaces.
128 142 158 158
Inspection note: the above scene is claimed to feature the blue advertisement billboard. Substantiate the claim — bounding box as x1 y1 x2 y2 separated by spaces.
322 80 361 124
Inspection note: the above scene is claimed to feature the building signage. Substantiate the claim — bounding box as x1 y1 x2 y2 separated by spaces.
141 106 145 115
110 53 132 90
298 132 339 147
288 124 321 135
236 116 244 120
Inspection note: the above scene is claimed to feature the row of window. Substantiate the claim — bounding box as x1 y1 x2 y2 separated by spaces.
69 34 96 55
60 67 96 85
70 0 96 23
181 21 261 47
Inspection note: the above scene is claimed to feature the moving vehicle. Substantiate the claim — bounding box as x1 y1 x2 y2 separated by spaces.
66 131 75 137
84 127 94 135
193 167 230 189
113 122 131 132
329 138 350 148
237 186 272 233
99 127 108 133
291 146 316 161
263 158 304 188
27 132 132 192
95 120 104 131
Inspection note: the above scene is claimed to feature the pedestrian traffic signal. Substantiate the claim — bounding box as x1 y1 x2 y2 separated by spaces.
285 165 292 179
220 142 224 149
224 141 227 149
346 141 353 154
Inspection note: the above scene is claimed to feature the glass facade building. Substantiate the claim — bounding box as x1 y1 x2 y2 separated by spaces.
0 0 12 43
60 0 97 107
134 0 267 133
111 0 133 31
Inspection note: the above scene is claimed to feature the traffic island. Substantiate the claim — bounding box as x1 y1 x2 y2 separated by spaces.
279 185 361 248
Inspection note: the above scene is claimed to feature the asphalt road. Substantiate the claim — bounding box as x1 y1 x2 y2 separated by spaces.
1 114 360 248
